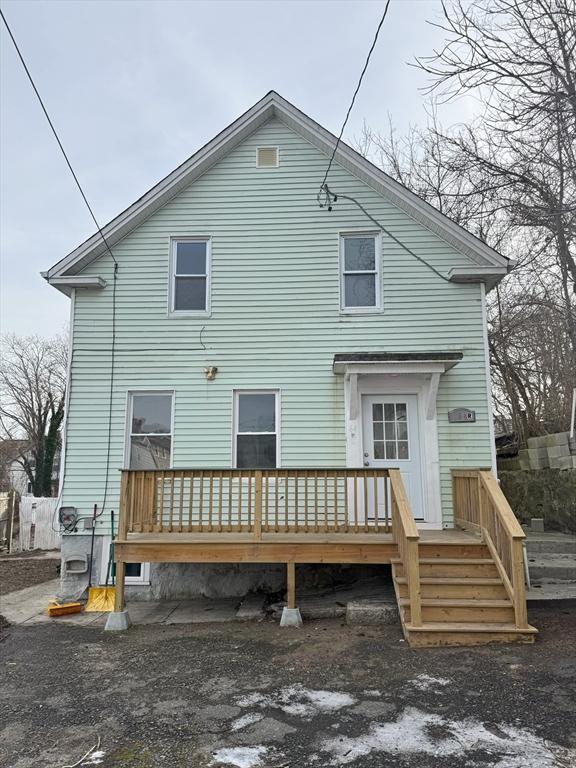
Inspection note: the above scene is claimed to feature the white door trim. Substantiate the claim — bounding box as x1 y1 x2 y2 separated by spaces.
345 372 442 529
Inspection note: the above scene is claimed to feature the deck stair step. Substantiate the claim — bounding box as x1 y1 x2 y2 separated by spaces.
399 596 515 623
398 598 512 608
405 622 537 633
392 558 494 565
393 557 498 578
394 577 503 585
402 621 537 647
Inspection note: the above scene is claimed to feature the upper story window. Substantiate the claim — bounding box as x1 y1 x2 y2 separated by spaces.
170 238 211 315
340 233 381 312
127 392 173 469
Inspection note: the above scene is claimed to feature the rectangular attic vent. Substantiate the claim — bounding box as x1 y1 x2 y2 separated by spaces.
256 146 279 168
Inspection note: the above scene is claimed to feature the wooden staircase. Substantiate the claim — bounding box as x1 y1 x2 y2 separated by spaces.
389 469 537 648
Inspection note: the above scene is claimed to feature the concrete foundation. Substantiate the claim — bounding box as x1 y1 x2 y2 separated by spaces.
104 610 131 631
280 607 303 627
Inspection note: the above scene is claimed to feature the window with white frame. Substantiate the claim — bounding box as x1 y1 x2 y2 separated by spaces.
127 392 173 470
234 391 278 469
340 233 381 311
170 238 210 314
100 541 150 585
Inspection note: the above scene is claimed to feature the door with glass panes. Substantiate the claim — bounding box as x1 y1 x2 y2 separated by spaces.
361 394 424 520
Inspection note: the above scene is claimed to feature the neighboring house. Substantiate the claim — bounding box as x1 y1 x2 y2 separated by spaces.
0 440 61 497
43 92 535 646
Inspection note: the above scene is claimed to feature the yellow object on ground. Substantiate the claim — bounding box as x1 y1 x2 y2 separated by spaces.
85 586 116 612
46 600 82 617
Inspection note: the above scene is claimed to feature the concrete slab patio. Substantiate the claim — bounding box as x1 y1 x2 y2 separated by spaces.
0 576 399 628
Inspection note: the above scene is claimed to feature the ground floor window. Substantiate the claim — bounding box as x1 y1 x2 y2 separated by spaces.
234 390 279 468
126 391 173 469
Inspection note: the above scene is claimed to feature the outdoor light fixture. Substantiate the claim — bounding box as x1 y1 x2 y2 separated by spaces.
203 366 218 380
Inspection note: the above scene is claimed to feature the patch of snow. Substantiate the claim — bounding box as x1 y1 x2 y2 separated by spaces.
410 674 450 691
230 713 264 731
212 746 268 768
321 707 575 767
236 684 356 719
236 692 267 708
362 689 382 698
305 689 357 712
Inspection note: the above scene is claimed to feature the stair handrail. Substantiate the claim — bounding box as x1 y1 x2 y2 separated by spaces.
477 470 529 629
389 469 421 626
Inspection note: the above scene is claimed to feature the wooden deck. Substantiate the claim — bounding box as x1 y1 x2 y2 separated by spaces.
113 467 536 647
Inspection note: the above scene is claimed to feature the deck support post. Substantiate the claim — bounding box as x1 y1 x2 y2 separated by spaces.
105 559 131 631
280 562 302 627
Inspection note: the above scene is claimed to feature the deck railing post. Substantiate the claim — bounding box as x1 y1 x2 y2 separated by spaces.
119 471 130 540
254 470 262 541
511 538 528 628
406 537 422 627
477 474 486 541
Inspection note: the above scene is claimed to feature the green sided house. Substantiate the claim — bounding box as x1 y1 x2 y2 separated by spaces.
44 91 536 646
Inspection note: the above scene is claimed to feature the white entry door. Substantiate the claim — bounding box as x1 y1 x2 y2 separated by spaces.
361 394 424 520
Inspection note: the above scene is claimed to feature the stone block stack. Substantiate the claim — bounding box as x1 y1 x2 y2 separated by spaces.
516 432 576 470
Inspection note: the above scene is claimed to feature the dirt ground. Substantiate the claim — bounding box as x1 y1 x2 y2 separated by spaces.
0 602 575 768
0 553 60 595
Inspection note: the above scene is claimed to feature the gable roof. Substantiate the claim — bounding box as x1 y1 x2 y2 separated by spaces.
43 91 509 290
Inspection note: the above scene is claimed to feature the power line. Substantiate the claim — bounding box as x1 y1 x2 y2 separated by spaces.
1 8 119 526
322 185 451 283
319 0 392 196
0 8 117 266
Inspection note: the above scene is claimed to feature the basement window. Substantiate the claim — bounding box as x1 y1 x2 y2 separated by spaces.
256 146 279 168
100 539 150 585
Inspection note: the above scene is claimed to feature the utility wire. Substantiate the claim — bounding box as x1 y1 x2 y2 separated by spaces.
2 8 119 527
0 8 117 266
323 185 451 283
319 0 391 195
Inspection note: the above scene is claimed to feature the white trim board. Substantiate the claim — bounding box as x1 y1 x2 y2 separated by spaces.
44 92 509 289
344 373 442 529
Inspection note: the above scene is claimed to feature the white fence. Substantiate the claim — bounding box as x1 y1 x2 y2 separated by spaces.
19 497 61 551
0 492 11 549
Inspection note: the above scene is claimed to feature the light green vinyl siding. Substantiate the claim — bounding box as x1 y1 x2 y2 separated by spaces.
62 118 492 532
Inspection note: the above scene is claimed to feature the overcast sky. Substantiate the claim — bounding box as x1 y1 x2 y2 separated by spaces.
1 0 474 338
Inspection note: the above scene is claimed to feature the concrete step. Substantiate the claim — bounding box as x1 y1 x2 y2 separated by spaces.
528 554 576 582
526 581 576 601
346 597 399 626
525 533 576 555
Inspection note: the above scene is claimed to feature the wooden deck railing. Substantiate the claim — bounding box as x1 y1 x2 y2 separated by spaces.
452 469 528 629
389 468 421 626
119 468 397 537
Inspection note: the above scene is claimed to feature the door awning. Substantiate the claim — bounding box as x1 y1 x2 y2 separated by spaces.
333 351 463 375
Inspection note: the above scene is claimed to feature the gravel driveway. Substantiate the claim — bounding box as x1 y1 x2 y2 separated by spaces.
0 552 60 595
0 602 574 768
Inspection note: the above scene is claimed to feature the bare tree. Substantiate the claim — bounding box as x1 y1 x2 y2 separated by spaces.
0 334 67 496
417 0 576 329
355 0 575 438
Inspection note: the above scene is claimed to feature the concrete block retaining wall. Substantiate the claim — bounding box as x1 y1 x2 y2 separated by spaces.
499 468 576 534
